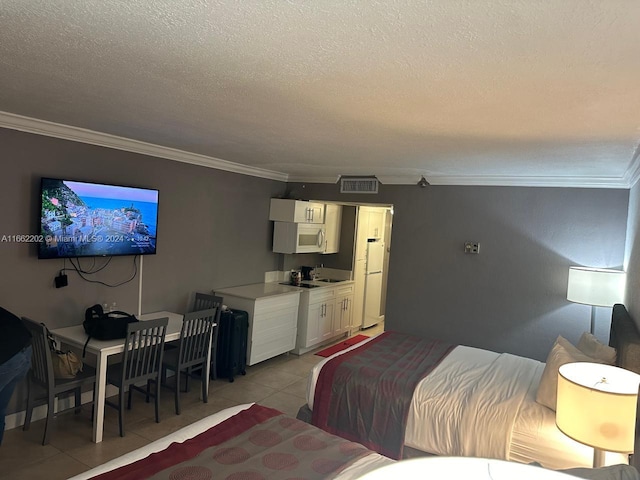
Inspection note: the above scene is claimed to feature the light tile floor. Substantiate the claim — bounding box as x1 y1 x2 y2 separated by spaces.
0 324 384 479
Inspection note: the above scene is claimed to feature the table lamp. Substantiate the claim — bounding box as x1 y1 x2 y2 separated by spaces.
556 362 640 467
566 267 626 334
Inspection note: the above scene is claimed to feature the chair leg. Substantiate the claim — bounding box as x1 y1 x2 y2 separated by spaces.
184 368 191 392
127 386 133 410
119 387 126 437
42 391 55 445
90 383 96 422
211 328 219 381
154 377 161 423
174 370 181 415
145 380 151 403
74 387 82 414
23 380 33 431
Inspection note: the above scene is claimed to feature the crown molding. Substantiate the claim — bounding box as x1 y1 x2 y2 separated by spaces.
289 173 631 188
623 142 640 189
2 110 638 189
288 175 426 185
0 111 289 182
287 175 341 184
424 175 630 188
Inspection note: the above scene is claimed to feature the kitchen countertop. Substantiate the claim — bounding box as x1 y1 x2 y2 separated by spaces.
216 279 354 300
215 282 303 300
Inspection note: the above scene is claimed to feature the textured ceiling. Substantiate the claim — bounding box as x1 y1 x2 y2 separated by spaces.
1 1 639 186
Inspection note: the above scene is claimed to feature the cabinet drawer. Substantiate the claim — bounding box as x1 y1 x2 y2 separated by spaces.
255 294 300 315
250 332 297 364
335 284 354 296
308 287 335 304
252 306 298 336
252 322 297 347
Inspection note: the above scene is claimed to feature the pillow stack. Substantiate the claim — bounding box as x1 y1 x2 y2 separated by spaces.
576 331 618 365
535 333 617 411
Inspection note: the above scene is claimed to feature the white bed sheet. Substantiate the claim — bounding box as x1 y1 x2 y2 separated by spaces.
306 339 628 470
68 403 393 480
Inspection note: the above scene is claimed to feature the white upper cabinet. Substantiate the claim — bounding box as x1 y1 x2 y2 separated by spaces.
359 206 386 239
322 203 342 254
269 199 325 224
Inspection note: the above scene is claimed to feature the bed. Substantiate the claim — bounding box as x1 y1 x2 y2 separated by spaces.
66 404 640 480
304 304 640 470
68 403 394 480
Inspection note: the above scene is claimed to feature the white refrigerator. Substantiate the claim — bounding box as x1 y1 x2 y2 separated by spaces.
363 240 385 328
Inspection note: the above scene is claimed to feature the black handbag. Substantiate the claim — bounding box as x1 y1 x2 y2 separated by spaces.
82 304 138 356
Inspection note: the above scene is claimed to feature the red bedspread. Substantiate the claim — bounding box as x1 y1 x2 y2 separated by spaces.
311 331 454 459
90 404 372 480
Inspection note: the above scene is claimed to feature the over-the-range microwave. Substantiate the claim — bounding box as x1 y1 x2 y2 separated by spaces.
272 222 326 254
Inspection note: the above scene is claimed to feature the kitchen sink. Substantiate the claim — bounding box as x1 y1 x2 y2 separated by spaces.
280 282 321 288
317 278 343 283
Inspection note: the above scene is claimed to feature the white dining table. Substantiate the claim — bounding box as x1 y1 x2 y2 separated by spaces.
51 311 186 443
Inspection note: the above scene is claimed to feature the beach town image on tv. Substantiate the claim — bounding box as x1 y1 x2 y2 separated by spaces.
38 179 158 259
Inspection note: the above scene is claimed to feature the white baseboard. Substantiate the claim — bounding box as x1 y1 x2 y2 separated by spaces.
5 385 118 431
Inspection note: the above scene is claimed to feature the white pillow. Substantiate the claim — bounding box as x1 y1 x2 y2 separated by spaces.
577 331 617 365
535 336 602 411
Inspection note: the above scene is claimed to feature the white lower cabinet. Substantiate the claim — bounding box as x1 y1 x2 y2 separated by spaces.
335 284 354 336
319 301 335 343
215 290 300 366
293 282 354 355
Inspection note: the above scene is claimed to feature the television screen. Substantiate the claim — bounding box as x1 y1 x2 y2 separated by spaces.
38 178 159 259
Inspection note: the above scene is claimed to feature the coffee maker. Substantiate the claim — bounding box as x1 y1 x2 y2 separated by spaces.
301 266 314 281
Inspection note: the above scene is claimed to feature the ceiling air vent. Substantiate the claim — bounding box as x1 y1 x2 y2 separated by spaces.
339 176 379 194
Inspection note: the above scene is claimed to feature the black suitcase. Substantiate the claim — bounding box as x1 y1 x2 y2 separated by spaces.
216 309 248 382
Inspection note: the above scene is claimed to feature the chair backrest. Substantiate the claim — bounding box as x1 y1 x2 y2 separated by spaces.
21 317 55 390
191 293 223 313
191 293 223 340
121 317 168 386
177 308 218 368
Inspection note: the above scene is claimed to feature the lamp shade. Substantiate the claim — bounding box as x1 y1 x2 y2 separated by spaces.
556 362 640 453
566 267 626 307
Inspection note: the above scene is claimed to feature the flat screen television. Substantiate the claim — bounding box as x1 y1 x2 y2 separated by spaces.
38 178 159 259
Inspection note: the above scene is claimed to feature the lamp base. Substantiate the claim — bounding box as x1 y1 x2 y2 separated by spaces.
593 448 606 468
590 305 597 335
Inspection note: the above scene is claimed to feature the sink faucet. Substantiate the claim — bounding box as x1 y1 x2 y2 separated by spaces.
313 264 324 280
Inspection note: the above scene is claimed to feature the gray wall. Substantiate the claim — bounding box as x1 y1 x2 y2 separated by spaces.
288 182 629 361
1 125 632 415
0 127 286 326
624 182 640 327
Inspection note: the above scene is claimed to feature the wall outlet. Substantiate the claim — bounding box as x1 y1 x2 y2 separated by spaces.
464 242 480 254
